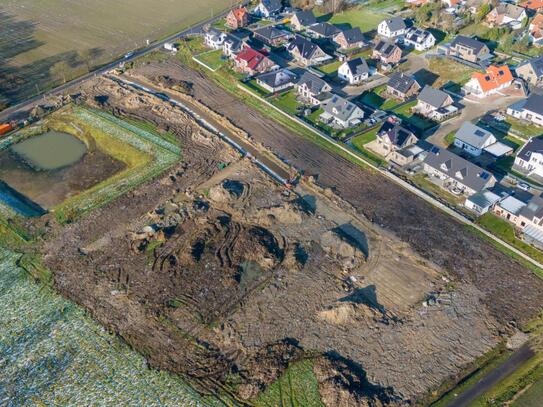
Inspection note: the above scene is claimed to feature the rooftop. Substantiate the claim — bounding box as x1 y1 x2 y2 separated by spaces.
455 122 495 149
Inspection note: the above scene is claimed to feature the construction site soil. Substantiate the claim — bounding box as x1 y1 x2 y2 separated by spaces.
27 74 543 405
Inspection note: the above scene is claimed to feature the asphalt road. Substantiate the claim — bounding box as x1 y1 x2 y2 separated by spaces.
0 0 248 123
446 344 535 407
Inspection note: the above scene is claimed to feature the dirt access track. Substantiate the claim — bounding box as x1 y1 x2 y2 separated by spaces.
131 59 543 325
33 76 539 406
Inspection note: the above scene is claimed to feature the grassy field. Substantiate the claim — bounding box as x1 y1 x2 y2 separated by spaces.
255 359 325 407
358 85 400 110
477 213 543 266
194 49 226 71
319 6 387 32
424 58 477 88
391 100 436 132
0 0 235 106
271 90 300 115
0 246 221 406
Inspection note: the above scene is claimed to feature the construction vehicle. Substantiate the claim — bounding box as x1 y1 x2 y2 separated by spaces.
0 123 13 136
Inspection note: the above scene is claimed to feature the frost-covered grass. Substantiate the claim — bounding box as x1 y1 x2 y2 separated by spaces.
0 247 223 406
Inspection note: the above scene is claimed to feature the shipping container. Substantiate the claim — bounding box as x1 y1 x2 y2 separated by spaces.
0 123 13 136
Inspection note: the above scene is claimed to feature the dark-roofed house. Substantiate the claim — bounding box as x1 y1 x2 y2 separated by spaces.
333 27 368 50
423 145 496 195
515 56 543 87
465 190 501 215
386 72 421 100
306 22 341 39
320 94 365 128
295 71 332 105
448 35 491 63
415 85 457 121
290 10 317 31
254 0 283 18
453 122 497 156
403 27 436 51
338 58 370 85
507 94 543 127
377 17 407 38
204 28 227 49
223 33 247 57
371 117 419 164
286 35 332 66
256 68 297 93
514 137 543 180
253 25 292 47
373 40 402 65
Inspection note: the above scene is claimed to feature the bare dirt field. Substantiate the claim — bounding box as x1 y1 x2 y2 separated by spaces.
23 76 537 406
133 59 543 326
0 0 232 106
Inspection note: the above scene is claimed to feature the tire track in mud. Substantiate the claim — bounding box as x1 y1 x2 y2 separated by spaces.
134 60 543 325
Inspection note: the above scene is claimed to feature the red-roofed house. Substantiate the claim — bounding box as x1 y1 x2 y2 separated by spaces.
530 14 543 46
226 7 249 29
522 0 543 12
234 47 277 75
463 65 514 97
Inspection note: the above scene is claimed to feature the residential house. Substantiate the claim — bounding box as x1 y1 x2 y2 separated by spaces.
495 195 528 225
415 85 458 121
254 0 283 18
296 71 332 105
521 0 543 13
377 17 407 39
443 0 463 8
464 190 501 215
286 35 332 66
403 27 436 51
513 136 543 179
422 145 496 195
338 58 370 85
253 25 292 47
290 10 317 31
517 195 543 247
507 94 543 126
373 117 419 164
386 72 421 100
486 4 527 29
306 22 341 39
320 94 365 129
234 47 277 75
463 65 514 97
528 14 543 47
226 7 249 29
373 40 403 65
256 68 298 92
333 27 368 50
205 28 227 49
448 35 492 63
453 122 497 156
515 55 543 86
223 33 246 57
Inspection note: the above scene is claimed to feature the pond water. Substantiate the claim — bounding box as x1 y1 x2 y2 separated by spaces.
0 130 125 209
10 131 87 170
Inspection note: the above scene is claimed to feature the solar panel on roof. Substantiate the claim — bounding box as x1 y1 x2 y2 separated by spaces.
480 172 489 180
430 146 440 154
475 130 485 136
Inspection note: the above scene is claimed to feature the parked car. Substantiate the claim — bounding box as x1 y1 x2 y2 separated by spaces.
518 182 530 191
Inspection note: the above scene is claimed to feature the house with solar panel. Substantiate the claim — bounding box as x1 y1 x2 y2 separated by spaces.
403 27 436 52
453 122 512 158
368 117 421 165
422 145 496 196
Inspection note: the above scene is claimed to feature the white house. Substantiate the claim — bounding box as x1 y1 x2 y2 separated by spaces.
513 137 543 179
254 0 283 18
204 29 227 49
464 190 501 215
463 65 514 98
453 122 497 156
377 17 407 39
507 94 543 127
338 58 370 85
403 27 436 51
320 94 364 129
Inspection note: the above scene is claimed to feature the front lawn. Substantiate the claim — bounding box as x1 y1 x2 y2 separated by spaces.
477 213 543 264
506 117 543 139
358 85 400 110
194 49 226 71
271 90 300 115
316 60 342 75
350 127 387 166
391 101 436 132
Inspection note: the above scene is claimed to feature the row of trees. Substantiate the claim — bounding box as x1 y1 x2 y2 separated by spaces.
49 49 97 85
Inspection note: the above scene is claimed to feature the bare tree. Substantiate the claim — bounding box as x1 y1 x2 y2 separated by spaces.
50 61 70 84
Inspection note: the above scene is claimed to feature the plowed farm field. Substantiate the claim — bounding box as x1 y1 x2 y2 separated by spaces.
0 0 232 105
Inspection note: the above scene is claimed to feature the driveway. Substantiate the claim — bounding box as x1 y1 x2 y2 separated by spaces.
426 93 526 147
